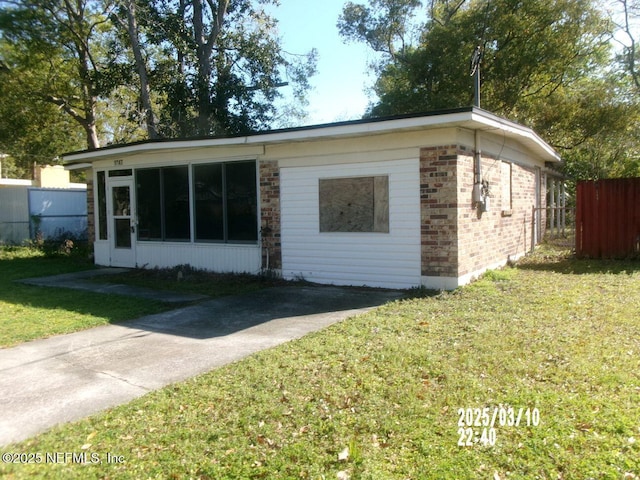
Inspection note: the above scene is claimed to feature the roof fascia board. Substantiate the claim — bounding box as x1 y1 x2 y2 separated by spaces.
63 111 476 164
470 109 561 162
63 108 560 164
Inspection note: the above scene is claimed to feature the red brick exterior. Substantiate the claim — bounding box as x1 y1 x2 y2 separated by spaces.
421 146 546 282
259 160 282 271
420 146 459 278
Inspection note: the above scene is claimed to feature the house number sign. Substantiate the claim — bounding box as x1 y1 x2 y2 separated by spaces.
114 159 123 166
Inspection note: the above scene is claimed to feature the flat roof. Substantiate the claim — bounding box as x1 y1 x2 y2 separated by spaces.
62 107 561 164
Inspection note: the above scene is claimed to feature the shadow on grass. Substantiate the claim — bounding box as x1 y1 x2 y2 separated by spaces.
516 251 640 276
0 255 173 346
1 253 403 343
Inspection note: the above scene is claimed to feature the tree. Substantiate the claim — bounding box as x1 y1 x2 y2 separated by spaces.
0 37 86 176
339 0 422 58
341 0 611 116
0 0 115 150
114 0 159 139
131 0 317 137
339 0 640 180
1 0 317 162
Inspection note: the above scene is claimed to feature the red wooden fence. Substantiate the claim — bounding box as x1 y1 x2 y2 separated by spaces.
576 178 640 258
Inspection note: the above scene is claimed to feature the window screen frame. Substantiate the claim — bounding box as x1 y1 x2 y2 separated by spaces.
135 166 190 242
192 160 258 244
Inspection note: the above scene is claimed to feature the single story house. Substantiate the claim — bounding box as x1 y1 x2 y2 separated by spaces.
62 107 560 290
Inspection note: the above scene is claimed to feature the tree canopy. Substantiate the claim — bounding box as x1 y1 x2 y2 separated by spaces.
339 0 640 180
0 0 316 177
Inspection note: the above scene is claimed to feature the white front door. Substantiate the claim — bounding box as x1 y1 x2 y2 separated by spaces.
108 179 136 267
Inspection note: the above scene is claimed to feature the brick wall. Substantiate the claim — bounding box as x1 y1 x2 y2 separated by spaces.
420 146 459 278
259 160 281 271
456 153 540 277
421 145 545 282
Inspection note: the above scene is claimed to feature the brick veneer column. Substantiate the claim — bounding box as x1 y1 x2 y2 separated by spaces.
259 160 282 271
420 146 459 279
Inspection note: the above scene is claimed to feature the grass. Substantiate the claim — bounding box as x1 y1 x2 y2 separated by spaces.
2 245 640 479
0 246 171 347
0 246 292 347
91 264 296 299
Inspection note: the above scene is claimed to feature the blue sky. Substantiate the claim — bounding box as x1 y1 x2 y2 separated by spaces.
265 1 380 125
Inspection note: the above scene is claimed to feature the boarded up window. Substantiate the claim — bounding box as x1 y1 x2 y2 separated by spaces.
319 176 389 233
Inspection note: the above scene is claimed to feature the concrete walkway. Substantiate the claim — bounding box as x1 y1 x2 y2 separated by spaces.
19 268 209 303
1 272 401 446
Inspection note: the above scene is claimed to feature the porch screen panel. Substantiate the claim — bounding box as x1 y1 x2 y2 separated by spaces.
226 161 258 241
162 166 190 240
136 169 162 240
193 164 224 241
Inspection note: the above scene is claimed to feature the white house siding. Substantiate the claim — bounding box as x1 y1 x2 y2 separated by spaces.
93 238 260 273
133 243 261 273
281 159 421 289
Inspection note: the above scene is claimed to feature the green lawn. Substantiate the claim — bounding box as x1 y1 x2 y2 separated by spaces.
0 246 171 347
2 246 639 479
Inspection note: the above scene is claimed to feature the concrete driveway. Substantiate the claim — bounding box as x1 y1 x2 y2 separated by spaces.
0 282 400 446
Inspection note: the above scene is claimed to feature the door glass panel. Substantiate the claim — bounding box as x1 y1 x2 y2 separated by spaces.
113 187 130 217
115 218 131 248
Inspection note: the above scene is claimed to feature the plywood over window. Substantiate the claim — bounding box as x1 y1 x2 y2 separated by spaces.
319 176 389 233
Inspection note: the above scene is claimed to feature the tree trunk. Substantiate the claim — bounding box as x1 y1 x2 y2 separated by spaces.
77 44 100 150
192 0 229 135
125 0 159 139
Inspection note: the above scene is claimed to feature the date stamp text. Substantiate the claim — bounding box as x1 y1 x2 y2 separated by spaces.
456 406 540 447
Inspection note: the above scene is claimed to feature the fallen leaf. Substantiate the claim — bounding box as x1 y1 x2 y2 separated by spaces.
338 447 349 461
86 431 97 441
337 471 350 480
80 443 92 450
494 472 502 480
